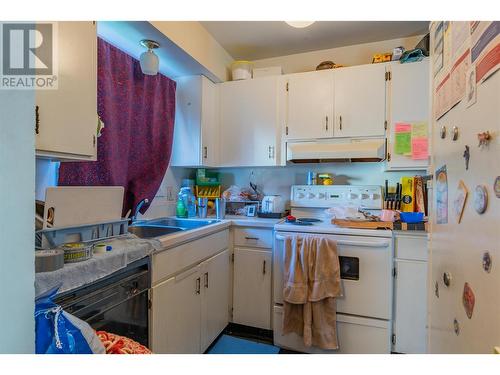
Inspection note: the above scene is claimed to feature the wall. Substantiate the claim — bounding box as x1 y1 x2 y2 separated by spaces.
214 163 422 208
0 89 35 353
151 21 234 82
252 35 425 74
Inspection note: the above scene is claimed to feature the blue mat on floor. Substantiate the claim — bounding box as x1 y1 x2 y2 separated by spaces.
208 335 280 354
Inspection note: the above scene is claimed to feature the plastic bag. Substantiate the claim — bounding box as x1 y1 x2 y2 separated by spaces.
35 286 105 354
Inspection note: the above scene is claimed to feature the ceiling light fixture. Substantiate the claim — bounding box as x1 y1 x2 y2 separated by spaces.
139 39 160 76
285 21 315 28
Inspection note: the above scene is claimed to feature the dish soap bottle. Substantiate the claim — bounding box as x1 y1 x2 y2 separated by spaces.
176 188 188 218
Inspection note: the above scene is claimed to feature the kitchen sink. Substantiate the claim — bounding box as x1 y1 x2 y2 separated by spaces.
148 218 220 229
128 225 185 238
128 218 220 238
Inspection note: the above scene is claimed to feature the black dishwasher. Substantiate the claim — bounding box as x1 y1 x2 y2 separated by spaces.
55 257 151 348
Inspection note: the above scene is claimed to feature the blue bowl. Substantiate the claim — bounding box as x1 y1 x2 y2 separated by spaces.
399 212 424 223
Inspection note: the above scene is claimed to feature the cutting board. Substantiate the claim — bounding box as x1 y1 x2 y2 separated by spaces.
332 219 394 230
43 186 124 228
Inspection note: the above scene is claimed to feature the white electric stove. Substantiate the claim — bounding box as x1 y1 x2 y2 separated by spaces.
273 185 393 354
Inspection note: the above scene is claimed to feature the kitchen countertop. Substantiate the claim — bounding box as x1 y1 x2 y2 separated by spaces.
153 215 278 252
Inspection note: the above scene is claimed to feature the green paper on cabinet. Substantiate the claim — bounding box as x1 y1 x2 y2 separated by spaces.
395 122 412 155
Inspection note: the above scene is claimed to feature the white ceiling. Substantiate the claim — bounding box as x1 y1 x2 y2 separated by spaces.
98 21 221 81
200 21 429 60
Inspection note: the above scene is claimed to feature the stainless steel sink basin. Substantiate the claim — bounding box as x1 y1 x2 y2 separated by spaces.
128 218 220 238
128 225 185 239
148 218 220 229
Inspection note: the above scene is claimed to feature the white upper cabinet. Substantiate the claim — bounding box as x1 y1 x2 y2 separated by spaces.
386 59 430 170
283 70 334 140
219 76 280 167
35 22 97 161
171 75 219 167
334 63 387 138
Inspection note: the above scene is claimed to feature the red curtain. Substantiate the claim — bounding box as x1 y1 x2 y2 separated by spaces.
58 38 176 216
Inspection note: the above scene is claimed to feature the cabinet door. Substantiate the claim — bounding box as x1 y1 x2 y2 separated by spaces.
233 247 272 329
201 76 220 167
200 249 230 351
393 259 427 353
334 64 386 138
219 77 279 167
35 21 97 159
386 60 430 170
285 70 334 140
171 75 202 166
151 266 201 353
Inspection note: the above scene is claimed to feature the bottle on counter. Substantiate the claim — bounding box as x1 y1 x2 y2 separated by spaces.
176 187 189 218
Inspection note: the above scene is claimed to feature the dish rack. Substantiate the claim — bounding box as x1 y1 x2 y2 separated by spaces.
35 218 130 249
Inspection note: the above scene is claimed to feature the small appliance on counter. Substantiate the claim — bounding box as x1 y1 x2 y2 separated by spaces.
258 195 287 218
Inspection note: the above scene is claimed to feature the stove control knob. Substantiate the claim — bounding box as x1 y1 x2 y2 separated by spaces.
318 192 326 199
370 193 380 200
361 193 370 200
347 193 358 200
297 192 305 199
308 193 316 199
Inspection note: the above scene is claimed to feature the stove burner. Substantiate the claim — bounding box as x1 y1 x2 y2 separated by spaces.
289 221 313 226
297 218 322 223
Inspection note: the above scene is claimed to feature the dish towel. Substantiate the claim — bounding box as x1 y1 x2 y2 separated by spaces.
282 235 342 350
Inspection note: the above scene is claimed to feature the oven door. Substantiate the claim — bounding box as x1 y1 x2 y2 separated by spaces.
274 232 393 320
56 268 150 347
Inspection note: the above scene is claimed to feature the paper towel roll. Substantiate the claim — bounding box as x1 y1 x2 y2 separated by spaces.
35 249 64 273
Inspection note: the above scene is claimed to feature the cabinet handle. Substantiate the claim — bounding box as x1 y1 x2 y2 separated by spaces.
339 115 342 130
195 277 201 294
271 146 275 159
262 260 266 275
93 135 96 147
268 146 272 159
204 272 209 289
325 116 329 131
203 146 208 159
245 236 259 241
387 152 391 162
35 105 40 135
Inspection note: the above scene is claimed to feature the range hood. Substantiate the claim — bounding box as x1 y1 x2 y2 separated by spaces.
286 138 386 163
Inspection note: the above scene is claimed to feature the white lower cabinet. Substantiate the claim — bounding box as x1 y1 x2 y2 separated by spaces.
232 247 272 330
200 249 230 351
393 233 428 353
151 266 202 354
151 248 230 353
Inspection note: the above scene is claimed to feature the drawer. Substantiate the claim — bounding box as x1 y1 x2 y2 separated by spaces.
273 306 391 353
152 229 229 285
394 234 428 261
233 227 273 249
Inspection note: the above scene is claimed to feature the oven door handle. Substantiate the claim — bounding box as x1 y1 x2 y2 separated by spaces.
275 235 390 248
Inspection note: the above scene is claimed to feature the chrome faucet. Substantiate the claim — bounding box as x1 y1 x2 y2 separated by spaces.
131 198 149 223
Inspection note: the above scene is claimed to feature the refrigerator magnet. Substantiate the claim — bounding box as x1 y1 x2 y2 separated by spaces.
453 180 468 223
453 318 460 336
482 252 492 273
463 145 470 170
494 176 500 198
473 185 488 214
440 125 446 139
462 283 475 319
443 271 452 287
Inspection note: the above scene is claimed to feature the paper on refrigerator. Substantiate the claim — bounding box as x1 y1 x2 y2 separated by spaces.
471 21 500 84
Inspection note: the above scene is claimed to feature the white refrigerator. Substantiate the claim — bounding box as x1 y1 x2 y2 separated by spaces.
429 21 500 353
